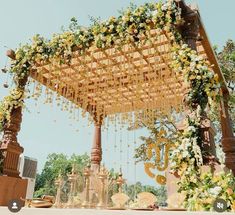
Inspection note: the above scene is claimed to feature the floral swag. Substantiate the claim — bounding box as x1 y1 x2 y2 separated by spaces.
0 0 234 211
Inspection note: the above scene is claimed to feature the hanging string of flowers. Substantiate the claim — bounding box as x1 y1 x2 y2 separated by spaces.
0 0 182 131
0 0 233 211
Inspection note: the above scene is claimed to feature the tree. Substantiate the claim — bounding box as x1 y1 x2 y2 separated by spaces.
34 153 90 201
216 39 235 133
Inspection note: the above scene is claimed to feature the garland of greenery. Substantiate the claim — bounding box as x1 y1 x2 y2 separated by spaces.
0 89 25 131
0 0 233 211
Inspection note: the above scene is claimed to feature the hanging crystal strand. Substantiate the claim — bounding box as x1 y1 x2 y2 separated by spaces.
31 79 36 100
133 129 137 200
126 129 130 182
72 104 77 121
114 116 117 171
104 122 109 164
44 87 49 104
119 126 123 170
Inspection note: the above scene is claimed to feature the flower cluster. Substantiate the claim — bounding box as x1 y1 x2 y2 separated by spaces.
0 0 229 211
171 43 220 109
169 40 222 211
9 0 182 85
170 118 202 178
0 88 25 131
185 170 235 211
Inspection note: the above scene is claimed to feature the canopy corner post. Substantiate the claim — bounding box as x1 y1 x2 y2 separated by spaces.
178 0 200 50
90 113 104 173
220 90 235 174
180 4 219 162
0 50 28 178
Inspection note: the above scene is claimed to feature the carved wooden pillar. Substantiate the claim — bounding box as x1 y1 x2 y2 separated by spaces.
180 5 199 50
0 50 28 177
220 91 235 174
180 3 217 162
0 107 24 177
90 116 103 173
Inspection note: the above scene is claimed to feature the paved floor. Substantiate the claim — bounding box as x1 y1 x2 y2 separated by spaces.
0 207 234 215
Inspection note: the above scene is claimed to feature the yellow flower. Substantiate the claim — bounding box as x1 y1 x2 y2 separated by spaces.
232 201 235 211
214 74 219 83
189 75 196 80
182 162 188 171
0 111 3 121
204 198 213 204
212 175 220 183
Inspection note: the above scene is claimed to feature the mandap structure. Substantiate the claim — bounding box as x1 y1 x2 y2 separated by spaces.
0 0 234 209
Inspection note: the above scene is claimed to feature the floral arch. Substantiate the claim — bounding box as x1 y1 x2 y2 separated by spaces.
0 0 235 211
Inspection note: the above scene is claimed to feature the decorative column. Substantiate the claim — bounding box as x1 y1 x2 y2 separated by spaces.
90 115 103 172
180 3 218 162
179 4 199 50
0 108 24 177
82 165 91 208
54 172 63 208
116 171 125 193
97 165 108 209
220 91 235 174
0 50 28 177
67 164 77 208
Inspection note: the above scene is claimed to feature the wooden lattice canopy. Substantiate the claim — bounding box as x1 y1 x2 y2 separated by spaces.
29 4 227 119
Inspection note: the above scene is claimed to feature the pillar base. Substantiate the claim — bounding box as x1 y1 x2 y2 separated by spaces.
91 163 100 173
0 143 23 178
221 137 235 174
0 176 28 206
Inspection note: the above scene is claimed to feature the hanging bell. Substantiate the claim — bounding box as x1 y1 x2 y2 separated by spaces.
1 68 7 73
3 82 9 88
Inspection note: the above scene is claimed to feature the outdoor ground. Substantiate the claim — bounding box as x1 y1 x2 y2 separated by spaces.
0 207 233 215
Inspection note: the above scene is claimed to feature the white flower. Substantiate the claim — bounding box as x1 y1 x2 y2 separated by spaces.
161 4 168 11
182 150 189 158
208 186 222 196
152 10 158 16
186 126 196 133
190 62 196 70
207 71 214 79
179 50 184 55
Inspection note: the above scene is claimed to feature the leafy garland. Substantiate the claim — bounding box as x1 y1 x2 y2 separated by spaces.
0 0 182 131
0 0 233 211
0 88 25 131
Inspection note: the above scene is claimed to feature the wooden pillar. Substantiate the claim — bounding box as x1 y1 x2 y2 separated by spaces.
90 117 103 173
0 107 24 177
220 91 235 174
166 4 201 199
179 3 199 50
0 50 28 178
180 3 218 160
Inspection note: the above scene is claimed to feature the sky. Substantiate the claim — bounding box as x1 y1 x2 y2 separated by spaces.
0 0 235 186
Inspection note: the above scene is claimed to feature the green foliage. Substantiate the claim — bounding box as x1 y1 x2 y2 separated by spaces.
34 153 90 201
217 39 235 133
